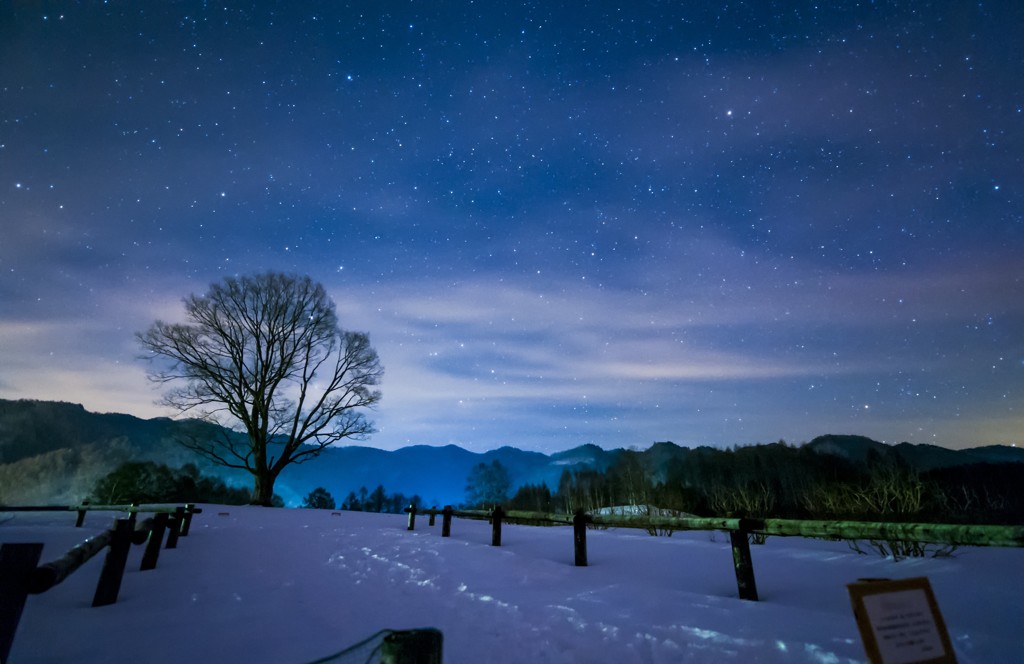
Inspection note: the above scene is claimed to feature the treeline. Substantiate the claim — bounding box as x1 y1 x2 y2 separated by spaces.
338 485 423 514
86 461 264 505
548 442 1024 524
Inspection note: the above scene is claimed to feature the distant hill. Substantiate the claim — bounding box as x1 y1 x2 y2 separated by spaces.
0 400 234 504
281 443 586 508
805 434 1024 471
0 399 615 506
2 399 1019 507
0 399 174 464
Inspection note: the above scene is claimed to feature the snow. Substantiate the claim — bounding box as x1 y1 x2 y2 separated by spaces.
3 507 1021 663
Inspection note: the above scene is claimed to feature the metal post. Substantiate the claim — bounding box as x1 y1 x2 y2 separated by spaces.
406 504 417 531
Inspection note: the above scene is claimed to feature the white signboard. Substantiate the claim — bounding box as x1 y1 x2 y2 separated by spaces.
847 577 956 664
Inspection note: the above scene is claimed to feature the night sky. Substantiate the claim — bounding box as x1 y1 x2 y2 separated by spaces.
2 2 1022 453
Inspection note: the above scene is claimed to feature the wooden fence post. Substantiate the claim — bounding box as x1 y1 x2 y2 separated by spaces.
92 518 133 607
429 507 437 527
380 628 443 664
491 506 504 546
729 525 759 601
131 517 154 546
180 504 195 536
406 504 417 531
573 510 588 567
441 506 453 538
75 500 89 527
166 506 185 549
0 543 44 663
141 512 169 571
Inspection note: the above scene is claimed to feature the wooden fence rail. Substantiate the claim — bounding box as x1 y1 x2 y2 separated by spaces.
403 504 1024 603
0 504 200 662
751 518 1024 547
2 502 201 531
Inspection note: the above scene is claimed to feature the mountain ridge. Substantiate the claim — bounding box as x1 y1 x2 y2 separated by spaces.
1 399 1020 506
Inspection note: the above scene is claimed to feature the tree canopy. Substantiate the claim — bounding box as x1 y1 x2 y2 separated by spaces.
465 460 511 508
302 486 337 510
137 272 383 505
89 461 255 505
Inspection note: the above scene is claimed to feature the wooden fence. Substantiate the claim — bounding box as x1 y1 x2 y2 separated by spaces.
0 504 202 662
403 505 1024 603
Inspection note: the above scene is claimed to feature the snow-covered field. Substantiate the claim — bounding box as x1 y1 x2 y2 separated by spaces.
2 506 1021 663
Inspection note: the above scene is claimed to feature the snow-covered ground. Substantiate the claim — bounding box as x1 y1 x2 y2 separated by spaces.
2 507 1021 663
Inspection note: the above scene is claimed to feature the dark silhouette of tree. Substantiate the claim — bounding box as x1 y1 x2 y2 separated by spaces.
389 492 417 514
336 486 422 513
137 272 383 506
302 486 337 509
368 484 388 512
90 461 176 504
508 483 552 512
88 461 253 505
465 460 511 507
607 450 652 507
557 467 611 514
924 463 1024 523
342 490 361 511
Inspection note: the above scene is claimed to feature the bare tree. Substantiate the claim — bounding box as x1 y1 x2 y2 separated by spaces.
465 460 511 508
138 272 383 505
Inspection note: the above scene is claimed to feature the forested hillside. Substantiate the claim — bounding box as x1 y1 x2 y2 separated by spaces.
2 399 1021 520
550 439 1024 525
0 400 237 504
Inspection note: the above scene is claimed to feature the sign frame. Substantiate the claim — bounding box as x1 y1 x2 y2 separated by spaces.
847 576 956 664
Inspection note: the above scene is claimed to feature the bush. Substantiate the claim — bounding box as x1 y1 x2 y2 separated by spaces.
302 487 337 509
88 461 253 505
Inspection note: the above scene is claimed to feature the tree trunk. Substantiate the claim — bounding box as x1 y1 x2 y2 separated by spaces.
251 471 277 506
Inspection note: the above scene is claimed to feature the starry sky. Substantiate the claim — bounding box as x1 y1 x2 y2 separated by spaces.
2 1 1022 454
